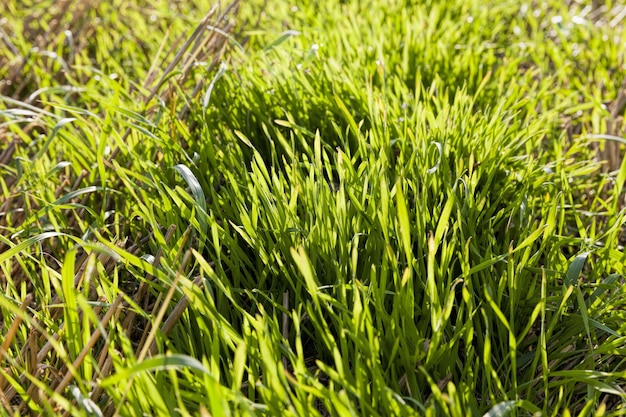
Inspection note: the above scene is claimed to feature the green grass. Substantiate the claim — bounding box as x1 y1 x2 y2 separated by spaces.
1 0 626 415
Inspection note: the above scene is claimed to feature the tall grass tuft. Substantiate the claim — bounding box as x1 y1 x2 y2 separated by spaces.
1 0 626 415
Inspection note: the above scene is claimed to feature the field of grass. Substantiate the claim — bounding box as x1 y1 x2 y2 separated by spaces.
1 0 626 415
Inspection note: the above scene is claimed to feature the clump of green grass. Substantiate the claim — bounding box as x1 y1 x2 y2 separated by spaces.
1 0 626 416
0 0 242 414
